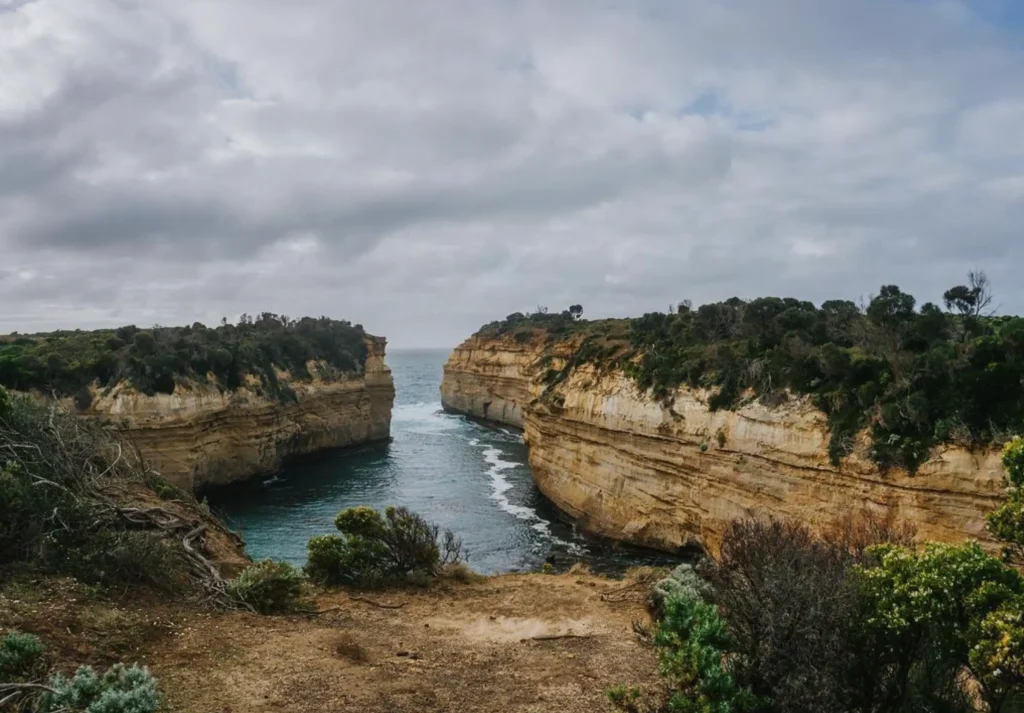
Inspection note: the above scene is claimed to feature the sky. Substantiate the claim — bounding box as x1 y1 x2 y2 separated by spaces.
1 1 1023 348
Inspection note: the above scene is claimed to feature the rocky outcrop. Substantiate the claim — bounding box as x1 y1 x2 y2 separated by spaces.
88 337 394 492
441 334 1006 553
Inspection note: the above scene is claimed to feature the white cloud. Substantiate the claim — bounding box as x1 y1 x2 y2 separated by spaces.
0 0 1022 347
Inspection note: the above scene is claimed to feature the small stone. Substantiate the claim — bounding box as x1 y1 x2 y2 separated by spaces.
396 651 409 657
409 653 421 660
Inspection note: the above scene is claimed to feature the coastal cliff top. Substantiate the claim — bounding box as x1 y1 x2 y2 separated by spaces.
0 313 380 405
463 277 1024 473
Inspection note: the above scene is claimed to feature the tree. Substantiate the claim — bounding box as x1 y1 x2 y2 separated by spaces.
944 271 995 342
568 304 583 321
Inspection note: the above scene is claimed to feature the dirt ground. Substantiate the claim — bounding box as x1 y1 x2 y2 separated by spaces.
1 572 660 713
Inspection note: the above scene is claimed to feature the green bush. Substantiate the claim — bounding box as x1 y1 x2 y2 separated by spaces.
305 506 463 588
611 585 756 713
0 629 45 681
988 437 1024 559
227 559 306 614
45 663 161 713
852 542 1024 711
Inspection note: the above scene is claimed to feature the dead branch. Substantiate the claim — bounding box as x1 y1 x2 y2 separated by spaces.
521 633 595 642
348 595 406 609
632 619 654 645
0 682 60 708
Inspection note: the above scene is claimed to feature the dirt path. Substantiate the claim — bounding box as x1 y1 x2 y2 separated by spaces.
155 573 658 713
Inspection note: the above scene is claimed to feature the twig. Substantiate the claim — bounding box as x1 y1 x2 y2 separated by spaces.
306 605 344 616
348 595 406 609
0 682 60 707
520 633 595 642
600 580 645 601
0 683 60 693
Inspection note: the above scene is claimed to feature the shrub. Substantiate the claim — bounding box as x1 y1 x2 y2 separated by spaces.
0 386 222 599
988 436 1024 559
852 542 1024 711
699 519 858 713
611 586 756 713
305 506 463 588
45 663 161 713
0 629 45 680
227 559 306 614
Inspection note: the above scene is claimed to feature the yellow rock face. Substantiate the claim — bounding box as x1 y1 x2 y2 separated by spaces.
441 334 1006 553
86 337 394 492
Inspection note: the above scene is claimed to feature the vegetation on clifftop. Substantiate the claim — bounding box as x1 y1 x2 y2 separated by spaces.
483 274 1024 472
0 313 370 404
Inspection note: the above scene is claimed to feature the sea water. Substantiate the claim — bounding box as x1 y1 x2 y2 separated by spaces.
207 349 677 574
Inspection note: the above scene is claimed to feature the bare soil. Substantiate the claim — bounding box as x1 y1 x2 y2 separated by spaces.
1 573 659 713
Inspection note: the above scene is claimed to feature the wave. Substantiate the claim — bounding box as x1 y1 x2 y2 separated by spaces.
391 401 460 434
478 444 587 555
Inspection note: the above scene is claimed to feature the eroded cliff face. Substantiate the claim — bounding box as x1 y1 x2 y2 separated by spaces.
441 335 1006 553
88 337 394 492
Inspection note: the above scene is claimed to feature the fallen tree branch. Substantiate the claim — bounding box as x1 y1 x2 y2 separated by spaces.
348 595 406 609
0 682 60 708
521 633 595 642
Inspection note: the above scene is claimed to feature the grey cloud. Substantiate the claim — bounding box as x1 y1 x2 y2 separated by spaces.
0 0 1022 347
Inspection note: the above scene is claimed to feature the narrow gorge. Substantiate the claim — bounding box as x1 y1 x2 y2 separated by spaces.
440 331 1007 554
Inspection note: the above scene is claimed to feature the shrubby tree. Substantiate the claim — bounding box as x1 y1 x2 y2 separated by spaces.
305 506 463 588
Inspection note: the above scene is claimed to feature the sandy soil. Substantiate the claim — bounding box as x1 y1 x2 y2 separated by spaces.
2 573 659 713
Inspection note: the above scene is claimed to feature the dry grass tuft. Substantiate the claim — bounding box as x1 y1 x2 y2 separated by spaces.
567 562 591 576
332 632 370 664
440 563 486 584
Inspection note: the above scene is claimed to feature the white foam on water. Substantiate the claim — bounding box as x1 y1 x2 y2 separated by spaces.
478 443 587 555
498 427 526 443
391 402 459 434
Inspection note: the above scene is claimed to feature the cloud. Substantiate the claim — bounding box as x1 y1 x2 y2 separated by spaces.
0 0 1022 346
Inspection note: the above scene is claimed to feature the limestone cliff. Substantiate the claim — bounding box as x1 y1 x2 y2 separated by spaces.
441 333 1006 553
88 337 394 492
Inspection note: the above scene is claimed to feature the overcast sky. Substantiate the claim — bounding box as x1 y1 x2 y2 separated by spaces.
1 1 1023 348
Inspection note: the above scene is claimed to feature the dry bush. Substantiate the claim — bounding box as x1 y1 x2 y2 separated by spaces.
439 562 485 584
568 562 592 576
700 518 856 713
823 506 917 558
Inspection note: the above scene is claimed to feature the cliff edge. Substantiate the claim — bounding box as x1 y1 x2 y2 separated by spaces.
90 336 394 491
441 330 1006 553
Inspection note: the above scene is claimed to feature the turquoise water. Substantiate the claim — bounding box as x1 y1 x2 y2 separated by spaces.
207 349 677 574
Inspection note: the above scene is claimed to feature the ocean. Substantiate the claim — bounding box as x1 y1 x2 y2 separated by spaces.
207 349 677 574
